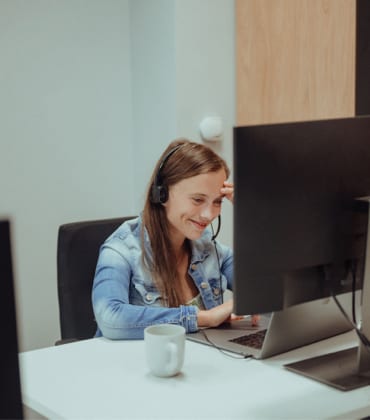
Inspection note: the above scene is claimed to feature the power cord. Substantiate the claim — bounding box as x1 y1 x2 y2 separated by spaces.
331 261 370 352
199 329 253 359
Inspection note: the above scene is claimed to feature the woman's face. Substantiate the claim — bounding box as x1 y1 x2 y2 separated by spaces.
163 169 227 245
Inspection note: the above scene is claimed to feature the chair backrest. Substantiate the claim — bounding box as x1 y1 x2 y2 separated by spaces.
57 216 135 342
0 220 23 418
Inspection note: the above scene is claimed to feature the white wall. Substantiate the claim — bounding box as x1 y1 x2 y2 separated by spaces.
0 0 235 351
174 0 235 246
131 0 235 245
130 0 177 209
0 0 134 351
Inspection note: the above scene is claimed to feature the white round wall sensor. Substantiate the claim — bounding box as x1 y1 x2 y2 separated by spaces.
199 116 223 142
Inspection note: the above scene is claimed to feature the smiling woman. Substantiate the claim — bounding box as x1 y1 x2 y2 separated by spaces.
92 139 236 340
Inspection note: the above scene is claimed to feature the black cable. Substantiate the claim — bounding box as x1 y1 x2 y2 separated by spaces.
331 292 370 350
203 217 251 359
351 260 358 325
199 329 253 359
327 260 370 352
213 240 223 305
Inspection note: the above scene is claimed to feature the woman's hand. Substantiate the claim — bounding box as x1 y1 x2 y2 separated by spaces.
197 301 261 329
197 299 233 328
250 314 260 326
220 181 234 204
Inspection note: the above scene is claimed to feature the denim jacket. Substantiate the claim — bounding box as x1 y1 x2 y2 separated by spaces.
92 216 233 340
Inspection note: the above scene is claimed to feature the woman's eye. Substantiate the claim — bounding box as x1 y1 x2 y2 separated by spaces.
192 198 204 204
214 200 223 207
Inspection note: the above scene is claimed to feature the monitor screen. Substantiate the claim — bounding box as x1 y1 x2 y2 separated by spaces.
0 220 23 418
233 116 370 390
233 116 370 315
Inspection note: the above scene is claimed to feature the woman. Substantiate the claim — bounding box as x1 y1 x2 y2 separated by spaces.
92 139 237 339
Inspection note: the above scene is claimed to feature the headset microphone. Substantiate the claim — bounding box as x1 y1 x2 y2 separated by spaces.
211 215 221 241
211 215 223 304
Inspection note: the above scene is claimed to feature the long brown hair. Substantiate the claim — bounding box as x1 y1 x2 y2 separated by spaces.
142 139 230 307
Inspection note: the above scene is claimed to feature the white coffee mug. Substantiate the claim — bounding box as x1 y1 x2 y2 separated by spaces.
144 324 186 377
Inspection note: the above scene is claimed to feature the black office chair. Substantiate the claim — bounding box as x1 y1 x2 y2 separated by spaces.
0 220 23 418
56 216 136 344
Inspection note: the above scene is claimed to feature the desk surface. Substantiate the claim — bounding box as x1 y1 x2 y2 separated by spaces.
20 331 370 419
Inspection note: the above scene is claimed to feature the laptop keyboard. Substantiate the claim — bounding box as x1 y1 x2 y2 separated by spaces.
229 329 267 349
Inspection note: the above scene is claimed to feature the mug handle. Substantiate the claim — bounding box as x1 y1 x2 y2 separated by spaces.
165 342 178 374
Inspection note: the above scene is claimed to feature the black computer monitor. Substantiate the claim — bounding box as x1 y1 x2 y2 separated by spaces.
233 115 370 390
0 220 23 418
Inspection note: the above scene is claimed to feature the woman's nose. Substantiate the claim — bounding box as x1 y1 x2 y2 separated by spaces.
200 205 218 220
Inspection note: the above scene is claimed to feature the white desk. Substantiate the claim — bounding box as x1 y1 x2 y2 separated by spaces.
20 331 370 419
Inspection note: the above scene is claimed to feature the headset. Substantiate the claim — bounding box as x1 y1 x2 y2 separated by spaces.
150 144 183 204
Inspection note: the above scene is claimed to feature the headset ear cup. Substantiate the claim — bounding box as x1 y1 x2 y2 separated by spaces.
151 185 168 204
151 185 160 204
158 186 168 203
150 144 183 204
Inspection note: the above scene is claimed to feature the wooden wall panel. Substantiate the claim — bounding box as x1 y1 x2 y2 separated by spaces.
356 0 370 115
236 0 356 126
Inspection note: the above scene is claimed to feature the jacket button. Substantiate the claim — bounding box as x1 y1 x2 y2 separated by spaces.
200 282 208 289
191 264 197 271
214 288 220 296
146 293 153 302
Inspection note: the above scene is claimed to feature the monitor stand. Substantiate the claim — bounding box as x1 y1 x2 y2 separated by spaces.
284 197 370 391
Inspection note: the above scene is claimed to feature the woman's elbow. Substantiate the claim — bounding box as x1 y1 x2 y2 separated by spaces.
94 303 143 340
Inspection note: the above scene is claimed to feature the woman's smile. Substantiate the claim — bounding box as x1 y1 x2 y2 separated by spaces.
189 219 208 231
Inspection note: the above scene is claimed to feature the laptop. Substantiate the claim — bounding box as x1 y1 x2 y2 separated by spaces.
187 293 355 359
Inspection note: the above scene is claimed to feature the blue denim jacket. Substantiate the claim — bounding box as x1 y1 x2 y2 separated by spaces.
92 216 233 339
